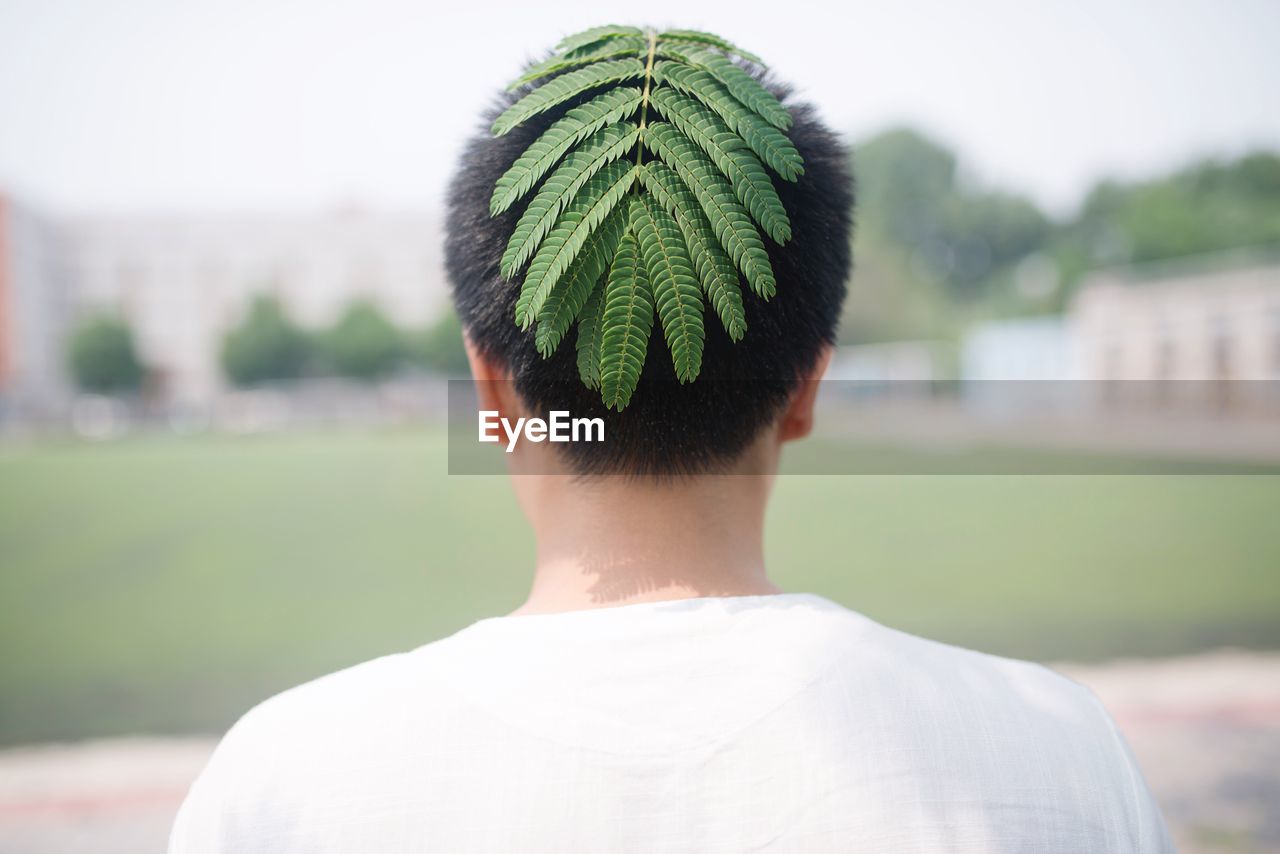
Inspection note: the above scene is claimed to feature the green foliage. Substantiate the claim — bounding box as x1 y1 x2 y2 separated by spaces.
220 295 309 386
406 310 470 376
490 25 801 409
575 285 607 390
847 128 1280 345
641 161 745 340
658 29 763 65
848 127 1055 348
652 61 801 180
68 314 144 394
510 37 651 90
319 301 404 380
649 88 790 243
492 59 647 136
500 123 639 278
597 231 654 409
645 124 776 297
536 206 628 357
514 160 638 328
1068 151 1280 265
631 194 704 382
556 24 644 54
654 43 791 130
490 89 643 215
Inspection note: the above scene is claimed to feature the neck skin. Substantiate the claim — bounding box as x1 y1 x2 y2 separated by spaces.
463 340 831 617
509 440 782 616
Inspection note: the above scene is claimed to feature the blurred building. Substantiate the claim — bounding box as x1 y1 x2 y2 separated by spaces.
828 341 941 383
1072 249 1280 382
961 249 1280 385
958 317 1084 415
0 195 447 415
0 194 73 419
961 316 1077 381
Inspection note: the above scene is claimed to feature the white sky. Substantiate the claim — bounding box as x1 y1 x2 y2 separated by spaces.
1 0 1277 216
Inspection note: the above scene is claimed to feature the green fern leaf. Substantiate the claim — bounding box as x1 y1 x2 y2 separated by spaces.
488 27 806 404
515 160 637 328
492 58 646 136
630 195 705 383
500 122 640 278
575 283 607 390
508 37 648 90
655 44 791 130
490 88 644 216
640 162 745 340
643 122 776 297
651 61 802 181
657 29 763 65
534 205 628 357
649 88 791 244
555 25 644 54
491 91 643 217
598 231 654 411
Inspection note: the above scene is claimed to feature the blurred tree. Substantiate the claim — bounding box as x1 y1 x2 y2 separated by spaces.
854 127 957 249
221 295 310 386
320 300 404 380
405 310 470 376
939 192 1051 288
1067 150 1280 265
842 129 958 344
847 130 1280 340
68 314 145 394
853 128 1051 301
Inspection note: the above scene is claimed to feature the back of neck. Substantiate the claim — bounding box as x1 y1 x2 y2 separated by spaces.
513 474 778 615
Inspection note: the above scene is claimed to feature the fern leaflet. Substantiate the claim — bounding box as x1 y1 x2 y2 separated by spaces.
657 29 763 65
651 61 802 181
649 88 790 243
535 205 628 357
514 160 637 327
598 231 654 411
654 43 791 130
630 194 705 383
500 122 640 278
644 123 776 297
640 162 745 340
490 88 644 216
556 25 645 54
492 59 646 136
575 283 607 390
509 37 648 90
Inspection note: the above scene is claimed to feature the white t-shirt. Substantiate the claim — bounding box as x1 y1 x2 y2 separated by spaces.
171 593 1172 853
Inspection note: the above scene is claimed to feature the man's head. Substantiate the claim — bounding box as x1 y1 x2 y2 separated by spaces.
446 66 853 476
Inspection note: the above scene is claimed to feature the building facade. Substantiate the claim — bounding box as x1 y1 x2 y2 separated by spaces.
0 198 447 413
0 194 73 418
1072 250 1280 382
960 251 1280 386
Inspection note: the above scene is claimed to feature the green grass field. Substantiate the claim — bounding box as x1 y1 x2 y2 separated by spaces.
2 429 1279 745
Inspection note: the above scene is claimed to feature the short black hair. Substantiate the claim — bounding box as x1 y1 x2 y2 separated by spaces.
446 69 853 476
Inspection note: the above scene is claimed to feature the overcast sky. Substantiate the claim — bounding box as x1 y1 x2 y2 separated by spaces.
1 0 1277 216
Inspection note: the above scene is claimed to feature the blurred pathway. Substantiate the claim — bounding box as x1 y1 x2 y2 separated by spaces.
1058 650 1280 852
1 650 1277 853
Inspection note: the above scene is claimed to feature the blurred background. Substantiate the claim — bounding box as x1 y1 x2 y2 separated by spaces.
1 0 1279 851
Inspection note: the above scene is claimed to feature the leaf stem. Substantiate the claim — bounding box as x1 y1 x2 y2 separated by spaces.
634 29 657 170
